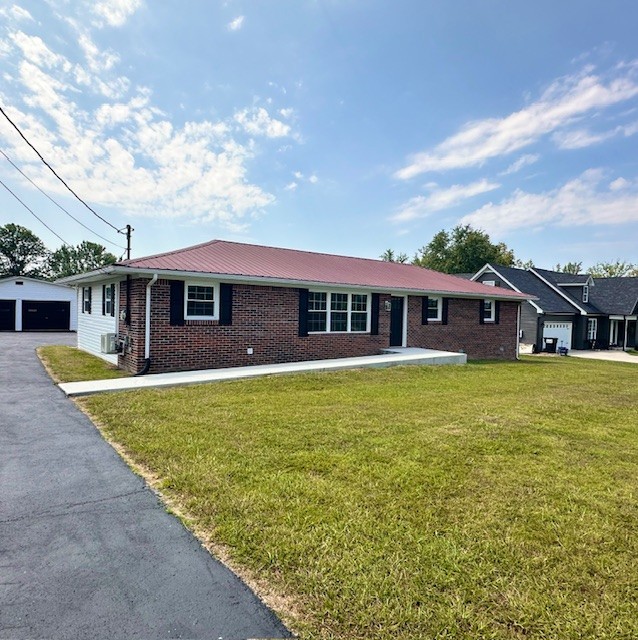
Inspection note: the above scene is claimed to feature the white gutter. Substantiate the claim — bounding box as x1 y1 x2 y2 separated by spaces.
144 274 158 360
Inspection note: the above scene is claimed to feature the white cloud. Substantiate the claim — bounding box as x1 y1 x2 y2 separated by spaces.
284 182 298 191
234 107 291 138
0 5 34 21
308 174 319 184
92 0 143 27
395 64 638 179
279 107 294 119
500 153 539 175
293 171 304 179
228 15 245 31
552 128 616 149
0 26 283 230
460 169 638 234
391 179 500 223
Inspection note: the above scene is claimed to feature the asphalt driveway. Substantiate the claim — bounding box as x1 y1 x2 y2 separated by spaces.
0 332 292 640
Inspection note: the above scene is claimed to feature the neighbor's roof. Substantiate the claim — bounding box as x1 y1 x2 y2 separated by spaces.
480 265 578 313
589 277 638 315
62 239 532 300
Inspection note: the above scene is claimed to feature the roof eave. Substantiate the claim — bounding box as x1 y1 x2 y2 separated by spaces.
63 264 532 301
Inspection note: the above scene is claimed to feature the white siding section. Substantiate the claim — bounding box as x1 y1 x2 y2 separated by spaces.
77 280 119 364
0 277 77 331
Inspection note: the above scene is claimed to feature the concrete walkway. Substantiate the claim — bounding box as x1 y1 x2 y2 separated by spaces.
569 349 638 364
60 347 467 397
0 332 291 640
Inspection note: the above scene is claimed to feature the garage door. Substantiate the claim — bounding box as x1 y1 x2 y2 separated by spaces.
543 321 573 349
0 299 16 331
21 301 70 331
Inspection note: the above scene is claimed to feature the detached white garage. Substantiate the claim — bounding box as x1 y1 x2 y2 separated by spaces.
0 276 77 332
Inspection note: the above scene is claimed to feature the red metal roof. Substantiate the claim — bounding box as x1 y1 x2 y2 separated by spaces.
119 239 529 299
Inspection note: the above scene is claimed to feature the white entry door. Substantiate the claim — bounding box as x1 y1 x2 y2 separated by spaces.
543 321 573 349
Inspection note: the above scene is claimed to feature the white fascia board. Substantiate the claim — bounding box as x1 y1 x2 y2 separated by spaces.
470 264 543 312
469 263 495 281
530 268 589 315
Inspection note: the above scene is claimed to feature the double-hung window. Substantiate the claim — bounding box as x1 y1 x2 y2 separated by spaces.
82 286 92 314
308 291 369 333
427 297 441 321
185 283 217 320
103 284 115 316
483 299 495 322
587 318 597 341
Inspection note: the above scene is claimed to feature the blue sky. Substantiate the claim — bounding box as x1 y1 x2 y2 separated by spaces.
1 0 637 269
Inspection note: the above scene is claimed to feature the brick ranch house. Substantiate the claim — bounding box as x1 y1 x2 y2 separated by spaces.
59 240 531 374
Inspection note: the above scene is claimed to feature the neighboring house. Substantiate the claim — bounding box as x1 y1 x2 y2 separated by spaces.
472 264 638 351
59 240 531 374
0 276 77 332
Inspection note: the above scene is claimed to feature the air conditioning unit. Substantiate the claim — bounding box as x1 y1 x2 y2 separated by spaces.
100 333 117 354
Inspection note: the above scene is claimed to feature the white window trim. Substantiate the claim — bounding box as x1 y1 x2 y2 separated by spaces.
427 296 442 322
582 285 589 303
82 286 91 314
308 291 371 334
587 317 598 341
483 280 496 287
184 281 219 321
103 283 116 317
483 299 496 323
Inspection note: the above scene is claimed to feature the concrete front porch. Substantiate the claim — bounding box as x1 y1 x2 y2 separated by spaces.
59 348 467 397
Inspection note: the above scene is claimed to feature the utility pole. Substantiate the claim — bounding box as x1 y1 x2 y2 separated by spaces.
125 224 133 260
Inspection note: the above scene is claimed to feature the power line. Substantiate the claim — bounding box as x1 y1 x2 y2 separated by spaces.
0 148 127 251
0 177 70 247
0 104 120 233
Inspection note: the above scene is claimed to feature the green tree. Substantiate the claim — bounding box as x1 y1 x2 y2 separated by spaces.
380 248 409 263
0 223 49 277
554 261 583 274
48 241 117 279
412 225 516 274
587 260 638 278
514 258 535 269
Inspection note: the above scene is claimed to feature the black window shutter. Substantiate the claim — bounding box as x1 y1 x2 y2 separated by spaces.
111 284 116 317
102 285 106 315
479 300 485 325
442 298 449 325
298 288 309 337
495 300 500 325
219 283 233 325
170 280 185 326
421 296 429 325
371 293 380 335
87 287 92 314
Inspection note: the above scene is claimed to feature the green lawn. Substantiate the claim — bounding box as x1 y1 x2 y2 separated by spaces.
38 345 130 383
75 357 638 639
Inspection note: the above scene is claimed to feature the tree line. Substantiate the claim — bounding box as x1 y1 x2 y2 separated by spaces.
382 224 638 277
0 223 117 280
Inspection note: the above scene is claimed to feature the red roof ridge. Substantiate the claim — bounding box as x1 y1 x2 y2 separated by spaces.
120 237 449 275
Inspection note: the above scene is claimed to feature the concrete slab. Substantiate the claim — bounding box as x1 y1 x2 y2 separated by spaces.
569 349 638 364
60 348 467 397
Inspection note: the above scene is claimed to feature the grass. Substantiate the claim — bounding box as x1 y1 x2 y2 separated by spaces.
38 345 130 383
70 357 638 639
627 349 638 356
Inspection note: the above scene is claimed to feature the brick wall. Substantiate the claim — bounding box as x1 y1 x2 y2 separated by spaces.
116 278 519 374
407 296 519 360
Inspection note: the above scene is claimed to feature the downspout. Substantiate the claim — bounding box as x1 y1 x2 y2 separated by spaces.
135 273 158 376
516 303 521 360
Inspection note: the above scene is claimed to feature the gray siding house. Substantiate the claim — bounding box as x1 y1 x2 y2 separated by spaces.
472 265 638 352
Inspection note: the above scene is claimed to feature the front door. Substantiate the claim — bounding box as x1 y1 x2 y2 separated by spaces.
609 319 622 348
389 297 404 347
